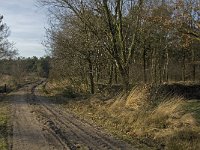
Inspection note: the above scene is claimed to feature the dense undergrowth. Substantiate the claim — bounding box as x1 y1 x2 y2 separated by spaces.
44 81 200 150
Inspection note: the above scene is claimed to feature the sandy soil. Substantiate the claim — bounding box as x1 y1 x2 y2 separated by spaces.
8 83 135 150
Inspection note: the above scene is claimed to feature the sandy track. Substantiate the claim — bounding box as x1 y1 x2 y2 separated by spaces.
9 84 68 150
9 82 135 150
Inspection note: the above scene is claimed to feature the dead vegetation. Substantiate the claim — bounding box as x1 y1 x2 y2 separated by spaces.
0 74 40 93
44 81 200 149
0 96 10 150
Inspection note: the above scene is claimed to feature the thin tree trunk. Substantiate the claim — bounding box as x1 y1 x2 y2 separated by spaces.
192 49 196 81
95 65 100 83
159 63 162 84
114 65 118 84
154 63 157 84
182 49 186 82
143 48 147 83
151 48 157 84
165 48 169 83
108 64 114 85
192 64 196 81
87 57 94 94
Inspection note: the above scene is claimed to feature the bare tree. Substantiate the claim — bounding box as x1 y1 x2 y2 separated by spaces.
39 0 200 93
0 15 17 59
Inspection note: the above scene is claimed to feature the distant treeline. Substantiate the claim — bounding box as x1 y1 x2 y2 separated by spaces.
0 56 50 78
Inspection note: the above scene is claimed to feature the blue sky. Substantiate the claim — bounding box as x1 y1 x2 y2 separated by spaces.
0 0 47 57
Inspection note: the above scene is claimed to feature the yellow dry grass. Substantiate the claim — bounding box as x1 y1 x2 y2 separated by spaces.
106 88 200 149
0 75 12 86
45 79 88 96
45 81 200 149
0 98 10 150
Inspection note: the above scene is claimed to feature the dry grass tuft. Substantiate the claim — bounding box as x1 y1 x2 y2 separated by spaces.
125 86 149 110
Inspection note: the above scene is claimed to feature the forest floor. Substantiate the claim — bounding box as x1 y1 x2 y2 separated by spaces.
7 81 136 150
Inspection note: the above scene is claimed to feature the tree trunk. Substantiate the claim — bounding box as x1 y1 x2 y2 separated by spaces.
182 49 186 82
143 48 147 83
118 65 129 91
87 57 95 94
154 63 157 84
192 64 196 81
108 64 114 85
95 65 100 83
164 48 169 83
114 65 118 84
192 49 196 81
159 64 162 84
151 48 157 84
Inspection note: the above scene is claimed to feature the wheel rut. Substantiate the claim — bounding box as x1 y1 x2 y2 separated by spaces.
9 82 69 150
9 81 136 150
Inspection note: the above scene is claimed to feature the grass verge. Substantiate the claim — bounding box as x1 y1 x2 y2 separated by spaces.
0 96 10 150
44 82 200 149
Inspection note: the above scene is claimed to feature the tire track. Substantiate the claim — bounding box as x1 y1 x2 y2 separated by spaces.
9 82 70 150
32 82 135 150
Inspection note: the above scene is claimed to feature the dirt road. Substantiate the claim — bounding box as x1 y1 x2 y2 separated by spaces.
9 82 135 150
